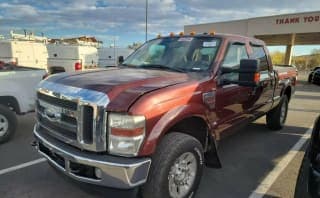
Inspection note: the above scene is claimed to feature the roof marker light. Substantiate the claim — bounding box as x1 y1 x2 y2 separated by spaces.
169 32 175 37
179 32 184 36
190 31 196 36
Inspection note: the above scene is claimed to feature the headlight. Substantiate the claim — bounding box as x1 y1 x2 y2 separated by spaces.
108 113 145 156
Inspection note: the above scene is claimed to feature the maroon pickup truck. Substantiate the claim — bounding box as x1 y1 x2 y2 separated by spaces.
33 33 297 198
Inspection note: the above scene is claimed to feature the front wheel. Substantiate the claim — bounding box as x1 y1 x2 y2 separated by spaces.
266 95 288 130
0 105 17 143
142 132 204 198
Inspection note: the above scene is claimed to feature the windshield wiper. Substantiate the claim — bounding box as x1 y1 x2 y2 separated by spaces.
138 64 185 73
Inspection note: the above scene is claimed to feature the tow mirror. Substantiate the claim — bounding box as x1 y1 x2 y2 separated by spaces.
118 56 124 64
238 59 260 87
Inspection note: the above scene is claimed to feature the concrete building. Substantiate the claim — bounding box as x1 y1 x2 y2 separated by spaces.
185 11 320 65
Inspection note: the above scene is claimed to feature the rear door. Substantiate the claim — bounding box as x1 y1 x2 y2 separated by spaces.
246 44 274 114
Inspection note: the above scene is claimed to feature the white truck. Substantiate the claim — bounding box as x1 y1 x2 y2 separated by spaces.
47 37 99 74
0 64 46 143
0 31 48 70
98 47 133 67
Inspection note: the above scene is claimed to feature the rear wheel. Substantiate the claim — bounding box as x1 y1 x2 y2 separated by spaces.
142 132 204 198
266 95 288 130
0 105 17 143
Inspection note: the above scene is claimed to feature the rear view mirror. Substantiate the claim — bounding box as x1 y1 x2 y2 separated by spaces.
238 59 260 87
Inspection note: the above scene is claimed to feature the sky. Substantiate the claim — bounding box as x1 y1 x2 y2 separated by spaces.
0 0 319 55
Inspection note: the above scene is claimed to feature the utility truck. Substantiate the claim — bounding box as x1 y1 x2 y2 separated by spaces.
47 37 100 74
0 30 48 69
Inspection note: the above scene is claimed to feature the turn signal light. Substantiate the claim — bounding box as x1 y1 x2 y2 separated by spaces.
254 72 260 83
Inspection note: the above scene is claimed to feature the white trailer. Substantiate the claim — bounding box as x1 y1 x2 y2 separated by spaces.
0 31 48 70
98 47 133 67
47 37 99 73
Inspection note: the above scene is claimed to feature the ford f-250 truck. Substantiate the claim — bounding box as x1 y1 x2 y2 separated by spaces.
33 33 297 198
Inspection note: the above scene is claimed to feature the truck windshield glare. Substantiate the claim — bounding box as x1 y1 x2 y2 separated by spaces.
123 37 221 72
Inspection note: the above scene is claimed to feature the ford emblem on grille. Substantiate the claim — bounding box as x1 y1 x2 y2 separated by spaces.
44 107 61 122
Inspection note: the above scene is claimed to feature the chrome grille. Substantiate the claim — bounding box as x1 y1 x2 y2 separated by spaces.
35 81 109 152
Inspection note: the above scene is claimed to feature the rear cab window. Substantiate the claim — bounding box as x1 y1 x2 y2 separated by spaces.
250 44 270 80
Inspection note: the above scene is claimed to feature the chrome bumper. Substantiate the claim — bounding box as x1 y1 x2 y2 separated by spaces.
33 125 151 189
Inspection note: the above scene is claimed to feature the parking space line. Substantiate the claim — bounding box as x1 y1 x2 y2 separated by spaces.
0 158 46 176
249 127 313 198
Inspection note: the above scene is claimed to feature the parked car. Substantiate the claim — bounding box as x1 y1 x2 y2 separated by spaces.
295 115 320 198
0 64 46 143
47 37 99 74
33 33 297 198
0 31 48 70
308 67 320 84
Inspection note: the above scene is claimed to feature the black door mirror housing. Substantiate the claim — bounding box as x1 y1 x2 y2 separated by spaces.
238 59 260 87
118 56 124 65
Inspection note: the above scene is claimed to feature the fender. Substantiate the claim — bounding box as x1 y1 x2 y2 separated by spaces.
139 103 222 168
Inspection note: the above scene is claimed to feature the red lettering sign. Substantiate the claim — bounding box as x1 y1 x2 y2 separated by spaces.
276 15 320 25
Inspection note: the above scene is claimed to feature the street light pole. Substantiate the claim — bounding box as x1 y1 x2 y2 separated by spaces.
145 0 148 42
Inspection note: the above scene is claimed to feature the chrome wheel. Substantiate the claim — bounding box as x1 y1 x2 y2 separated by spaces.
0 114 9 137
280 100 287 124
168 152 197 198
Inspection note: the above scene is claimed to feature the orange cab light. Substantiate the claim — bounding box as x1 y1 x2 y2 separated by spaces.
179 32 184 36
157 34 161 38
254 72 260 83
111 127 144 137
209 31 216 36
169 32 175 37
190 31 196 36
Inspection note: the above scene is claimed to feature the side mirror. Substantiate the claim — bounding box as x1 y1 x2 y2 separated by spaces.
238 59 260 87
118 56 124 64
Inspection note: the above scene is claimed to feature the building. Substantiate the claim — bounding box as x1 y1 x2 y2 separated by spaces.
185 11 320 65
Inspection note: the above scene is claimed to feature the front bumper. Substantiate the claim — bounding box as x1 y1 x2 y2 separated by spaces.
33 125 151 189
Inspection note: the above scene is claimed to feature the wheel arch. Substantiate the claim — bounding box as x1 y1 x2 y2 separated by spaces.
140 104 221 168
0 96 20 114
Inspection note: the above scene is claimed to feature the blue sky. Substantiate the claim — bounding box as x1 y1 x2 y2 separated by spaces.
0 0 319 55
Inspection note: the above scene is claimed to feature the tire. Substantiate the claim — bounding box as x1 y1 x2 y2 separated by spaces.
266 95 288 130
0 104 17 143
308 75 312 83
294 147 311 198
142 132 204 198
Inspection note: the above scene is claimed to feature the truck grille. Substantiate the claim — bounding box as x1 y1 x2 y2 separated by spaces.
35 81 109 152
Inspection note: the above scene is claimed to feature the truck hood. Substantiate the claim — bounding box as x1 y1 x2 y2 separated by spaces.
47 68 193 111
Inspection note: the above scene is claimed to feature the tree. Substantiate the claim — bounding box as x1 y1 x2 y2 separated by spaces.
270 51 285 65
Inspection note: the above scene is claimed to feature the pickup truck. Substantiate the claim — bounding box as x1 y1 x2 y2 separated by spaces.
0 64 46 143
33 33 297 198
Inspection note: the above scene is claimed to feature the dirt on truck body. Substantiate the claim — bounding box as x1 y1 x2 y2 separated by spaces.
33 33 297 198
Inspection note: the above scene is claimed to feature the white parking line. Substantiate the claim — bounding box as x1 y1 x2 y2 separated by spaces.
0 158 46 176
249 127 313 198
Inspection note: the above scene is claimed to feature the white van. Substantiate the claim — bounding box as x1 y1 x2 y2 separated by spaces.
0 31 48 69
47 37 99 73
98 47 133 67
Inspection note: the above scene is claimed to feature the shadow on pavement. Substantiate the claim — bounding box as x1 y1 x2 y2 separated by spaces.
196 123 309 198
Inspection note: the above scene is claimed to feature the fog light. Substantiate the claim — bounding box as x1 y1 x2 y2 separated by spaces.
95 168 102 179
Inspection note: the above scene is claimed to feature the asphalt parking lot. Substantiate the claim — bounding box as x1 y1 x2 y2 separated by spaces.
0 74 319 198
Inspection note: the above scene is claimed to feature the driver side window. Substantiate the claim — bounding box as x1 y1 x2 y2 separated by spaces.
222 43 248 69
221 43 248 82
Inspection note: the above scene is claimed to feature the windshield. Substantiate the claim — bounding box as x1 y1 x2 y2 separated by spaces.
123 37 221 72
